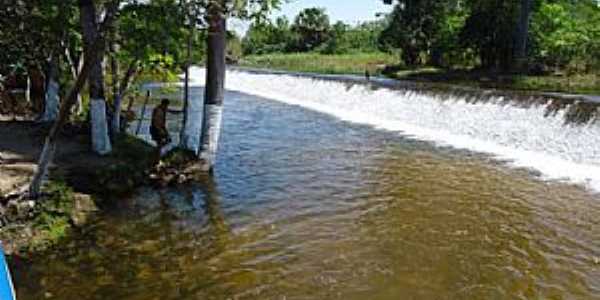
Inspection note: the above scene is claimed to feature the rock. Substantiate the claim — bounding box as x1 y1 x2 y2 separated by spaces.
177 174 187 184
72 194 97 227
4 199 35 222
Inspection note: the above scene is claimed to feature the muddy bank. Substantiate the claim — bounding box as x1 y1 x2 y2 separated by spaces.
0 120 156 255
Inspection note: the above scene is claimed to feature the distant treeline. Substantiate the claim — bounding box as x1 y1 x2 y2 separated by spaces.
243 0 600 74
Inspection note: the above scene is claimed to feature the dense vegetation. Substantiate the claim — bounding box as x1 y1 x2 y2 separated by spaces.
243 52 397 75
243 9 385 56
242 0 600 92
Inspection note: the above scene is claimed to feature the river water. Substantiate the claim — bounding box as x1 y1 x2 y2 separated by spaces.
13 70 600 299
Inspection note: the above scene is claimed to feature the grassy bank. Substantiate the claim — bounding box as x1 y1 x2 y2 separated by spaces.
240 52 397 75
386 67 600 95
0 121 156 255
240 53 600 95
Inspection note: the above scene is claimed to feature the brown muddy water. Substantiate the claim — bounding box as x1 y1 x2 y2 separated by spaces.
11 91 600 299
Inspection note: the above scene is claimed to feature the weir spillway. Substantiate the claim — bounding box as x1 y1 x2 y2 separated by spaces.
186 67 600 192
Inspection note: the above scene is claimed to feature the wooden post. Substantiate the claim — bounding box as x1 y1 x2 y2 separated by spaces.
136 90 151 135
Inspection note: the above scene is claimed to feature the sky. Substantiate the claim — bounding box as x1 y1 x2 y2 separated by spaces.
230 0 393 36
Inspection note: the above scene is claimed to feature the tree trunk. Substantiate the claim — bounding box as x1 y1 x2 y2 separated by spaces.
28 66 46 116
28 138 56 198
80 0 111 155
198 6 226 172
25 76 31 104
109 26 120 137
180 25 194 150
40 55 60 122
64 45 84 115
514 0 532 72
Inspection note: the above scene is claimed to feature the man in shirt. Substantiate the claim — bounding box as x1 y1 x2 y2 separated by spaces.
150 99 171 149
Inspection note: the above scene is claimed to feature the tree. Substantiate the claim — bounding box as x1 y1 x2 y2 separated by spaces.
242 17 293 54
459 0 543 71
291 8 331 52
514 0 533 70
0 0 79 119
80 0 112 155
530 0 600 72
198 1 227 172
379 0 452 66
185 0 284 172
29 1 119 198
322 20 385 54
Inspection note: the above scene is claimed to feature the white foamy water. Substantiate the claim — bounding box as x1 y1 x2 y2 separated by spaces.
189 67 600 192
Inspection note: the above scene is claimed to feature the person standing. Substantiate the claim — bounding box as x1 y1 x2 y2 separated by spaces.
150 99 171 151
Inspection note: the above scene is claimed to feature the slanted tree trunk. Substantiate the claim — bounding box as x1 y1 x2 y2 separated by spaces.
30 1 118 198
514 0 532 72
29 51 97 198
80 0 111 155
40 55 60 122
198 4 226 172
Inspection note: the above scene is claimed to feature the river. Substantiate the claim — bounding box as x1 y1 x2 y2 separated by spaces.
12 69 600 299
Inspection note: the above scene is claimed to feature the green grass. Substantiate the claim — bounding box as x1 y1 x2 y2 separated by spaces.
241 53 600 95
384 67 600 95
240 52 397 75
22 180 79 252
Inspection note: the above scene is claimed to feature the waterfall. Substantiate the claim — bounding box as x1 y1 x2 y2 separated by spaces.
189 67 600 192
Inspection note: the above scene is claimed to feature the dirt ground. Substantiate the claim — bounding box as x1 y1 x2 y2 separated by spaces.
0 117 122 196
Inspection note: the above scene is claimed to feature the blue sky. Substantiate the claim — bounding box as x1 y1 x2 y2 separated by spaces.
273 0 392 25
230 0 393 36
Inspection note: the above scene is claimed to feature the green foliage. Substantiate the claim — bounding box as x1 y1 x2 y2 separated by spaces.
227 31 244 61
243 17 294 54
243 10 386 56
0 0 78 75
26 180 77 251
379 0 453 66
291 7 331 52
321 21 385 54
135 54 180 84
459 0 523 70
432 8 470 67
377 0 599 74
241 52 397 75
162 148 198 169
531 0 600 72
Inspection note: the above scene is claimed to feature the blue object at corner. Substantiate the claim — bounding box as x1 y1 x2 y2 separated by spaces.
0 245 15 300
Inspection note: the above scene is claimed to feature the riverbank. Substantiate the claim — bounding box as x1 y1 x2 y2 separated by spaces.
0 119 156 255
240 53 396 75
239 53 600 95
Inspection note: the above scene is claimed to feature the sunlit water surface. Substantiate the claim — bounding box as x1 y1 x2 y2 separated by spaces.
12 86 600 299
